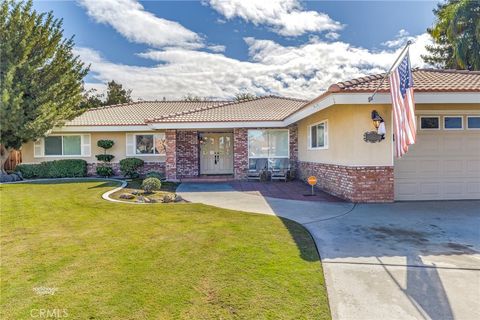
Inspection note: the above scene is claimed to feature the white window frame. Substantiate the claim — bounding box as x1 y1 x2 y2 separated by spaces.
37 134 90 158
443 116 464 130
466 116 480 130
131 133 166 156
308 120 329 150
419 116 441 130
247 129 290 159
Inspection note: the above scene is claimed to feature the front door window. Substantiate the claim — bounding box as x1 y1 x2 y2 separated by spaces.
200 133 234 174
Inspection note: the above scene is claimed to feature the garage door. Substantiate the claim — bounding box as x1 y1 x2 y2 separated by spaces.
394 115 480 201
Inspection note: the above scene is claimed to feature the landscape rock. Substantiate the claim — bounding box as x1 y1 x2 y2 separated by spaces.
119 193 135 200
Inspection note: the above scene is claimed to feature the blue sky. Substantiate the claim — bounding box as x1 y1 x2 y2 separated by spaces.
33 0 438 100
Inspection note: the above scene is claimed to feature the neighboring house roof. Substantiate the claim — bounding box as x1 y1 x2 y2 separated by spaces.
145 96 307 123
328 69 480 93
65 96 306 126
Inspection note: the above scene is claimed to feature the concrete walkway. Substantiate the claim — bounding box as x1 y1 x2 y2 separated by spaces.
177 183 480 320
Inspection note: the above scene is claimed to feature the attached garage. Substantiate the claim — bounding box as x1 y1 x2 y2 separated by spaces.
395 113 480 201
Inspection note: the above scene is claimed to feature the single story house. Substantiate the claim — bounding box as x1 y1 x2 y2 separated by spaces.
21 69 480 202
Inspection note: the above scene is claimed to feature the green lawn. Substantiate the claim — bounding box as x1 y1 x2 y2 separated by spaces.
0 180 330 319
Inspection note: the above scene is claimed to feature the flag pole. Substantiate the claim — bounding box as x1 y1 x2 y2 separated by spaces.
368 40 413 102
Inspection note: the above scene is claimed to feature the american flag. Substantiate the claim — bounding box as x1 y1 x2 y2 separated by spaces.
389 51 416 158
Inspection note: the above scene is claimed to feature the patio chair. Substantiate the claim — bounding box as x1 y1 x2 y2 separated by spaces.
246 158 268 181
269 158 290 182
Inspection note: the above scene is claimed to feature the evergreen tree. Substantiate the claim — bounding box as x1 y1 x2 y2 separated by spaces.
104 80 132 105
0 0 89 173
422 0 480 70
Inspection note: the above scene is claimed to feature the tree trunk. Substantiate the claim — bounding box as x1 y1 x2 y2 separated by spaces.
0 144 12 174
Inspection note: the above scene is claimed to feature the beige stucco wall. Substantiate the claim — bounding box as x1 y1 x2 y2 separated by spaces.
297 103 480 167
21 131 166 164
297 104 393 166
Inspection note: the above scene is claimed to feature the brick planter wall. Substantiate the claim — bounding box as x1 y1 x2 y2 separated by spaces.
297 161 394 202
87 162 165 177
176 130 199 178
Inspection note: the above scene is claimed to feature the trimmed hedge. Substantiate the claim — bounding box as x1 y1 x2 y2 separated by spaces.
16 160 87 179
119 158 144 178
96 166 114 177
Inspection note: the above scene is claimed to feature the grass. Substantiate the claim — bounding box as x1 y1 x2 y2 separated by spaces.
0 180 330 319
109 179 181 203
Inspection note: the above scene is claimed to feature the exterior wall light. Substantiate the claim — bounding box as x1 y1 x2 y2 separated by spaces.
364 110 386 143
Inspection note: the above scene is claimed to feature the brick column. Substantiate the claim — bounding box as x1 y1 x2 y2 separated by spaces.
288 123 298 173
233 128 248 179
165 129 177 181
176 130 199 178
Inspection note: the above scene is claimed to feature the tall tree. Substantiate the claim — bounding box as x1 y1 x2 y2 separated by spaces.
422 0 480 70
0 0 88 173
104 80 132 105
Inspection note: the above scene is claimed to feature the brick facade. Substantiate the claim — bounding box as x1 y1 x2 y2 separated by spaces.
176 130 199 178
87 162 165 177
297 161 394 202
233 128 249 179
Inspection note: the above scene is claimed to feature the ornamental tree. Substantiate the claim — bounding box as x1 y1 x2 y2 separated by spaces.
0 0 89 173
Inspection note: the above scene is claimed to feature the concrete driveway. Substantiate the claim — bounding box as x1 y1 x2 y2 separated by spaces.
177 183 480 320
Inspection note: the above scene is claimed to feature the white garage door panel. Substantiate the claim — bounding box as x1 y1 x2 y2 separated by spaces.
395 128 480 201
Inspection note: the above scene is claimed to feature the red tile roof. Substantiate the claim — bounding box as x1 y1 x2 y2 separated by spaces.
145 96 307 123
329 69 480 93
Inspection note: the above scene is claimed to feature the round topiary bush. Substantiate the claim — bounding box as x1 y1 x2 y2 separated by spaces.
95 154 115 162
97 139 115 150
96 165 114 177
141 177 161 193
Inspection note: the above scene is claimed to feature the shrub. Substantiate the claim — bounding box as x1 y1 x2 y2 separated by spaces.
141 177 161 193
95 154 115 162
97 139 114 149
119 158 144 178
15 160 87 179
146 171 165 180
96 166 114 177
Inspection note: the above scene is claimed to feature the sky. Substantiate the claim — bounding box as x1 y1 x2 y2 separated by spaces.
33 0 439 100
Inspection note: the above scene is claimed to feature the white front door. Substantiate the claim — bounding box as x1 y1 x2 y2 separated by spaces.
200 133 234 174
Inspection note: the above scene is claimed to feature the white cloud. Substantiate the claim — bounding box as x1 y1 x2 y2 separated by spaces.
207 44 227 52
325 32 340 40
205 0 343 36
382 29 415 48
78 0 203 49
76 33 432 101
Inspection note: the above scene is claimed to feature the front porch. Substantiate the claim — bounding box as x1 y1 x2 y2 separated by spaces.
164 125 298 181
